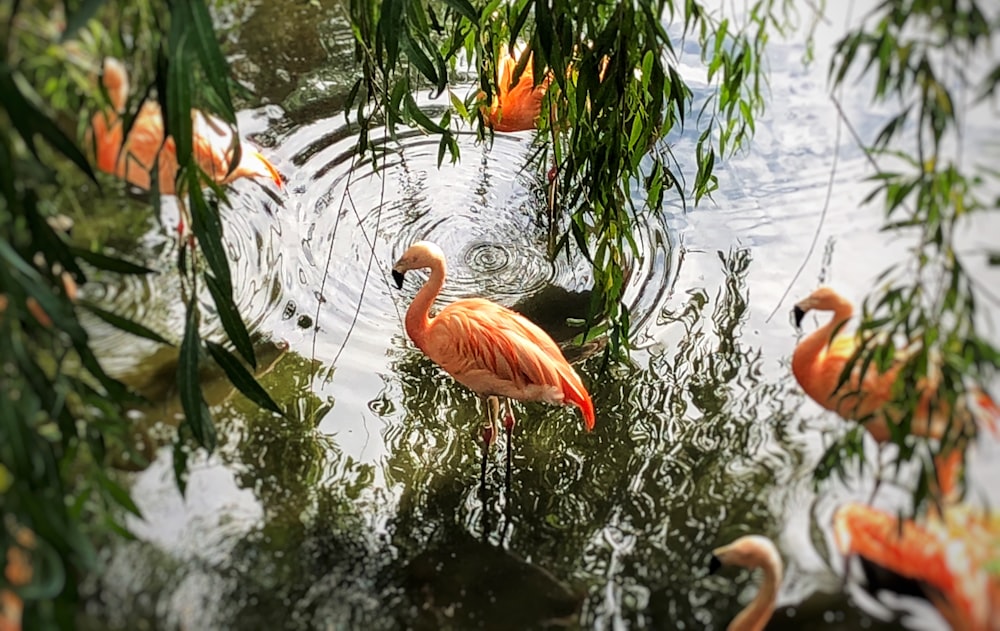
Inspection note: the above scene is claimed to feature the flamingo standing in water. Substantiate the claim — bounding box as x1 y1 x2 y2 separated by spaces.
834 501 1000 630
709 535 783 631
90 57 282 196
481 47 551 132
390 241 595 485
791 286 1000 495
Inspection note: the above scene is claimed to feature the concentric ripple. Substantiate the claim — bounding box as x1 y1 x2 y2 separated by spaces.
216 96 678 402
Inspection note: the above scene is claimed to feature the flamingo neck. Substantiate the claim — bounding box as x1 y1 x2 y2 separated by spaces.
792 301 853 383
729 561 780 631
404 259 445 352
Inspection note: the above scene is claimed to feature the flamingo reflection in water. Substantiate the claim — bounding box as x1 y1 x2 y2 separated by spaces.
709 535 783 631
390 241 594 490
90 57 282 232
835 501 1000 630
791 286 1000 495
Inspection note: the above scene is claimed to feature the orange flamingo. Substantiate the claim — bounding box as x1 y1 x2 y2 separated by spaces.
709 535 783 631
791 287 999 460
90 57 282 196
481 47 551 132
390 241 594 482
834 501 1000 630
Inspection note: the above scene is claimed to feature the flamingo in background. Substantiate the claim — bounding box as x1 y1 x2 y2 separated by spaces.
791 286 1000 495
709 535 783 631
390 241 594 486
90 57 282 196
481 47 551 132
834 501 1000 630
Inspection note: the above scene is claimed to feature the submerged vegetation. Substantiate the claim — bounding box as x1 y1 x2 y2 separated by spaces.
0 0 998 626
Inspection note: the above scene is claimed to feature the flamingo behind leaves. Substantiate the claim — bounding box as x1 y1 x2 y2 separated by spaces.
90 57 282 196
791 286 1000 496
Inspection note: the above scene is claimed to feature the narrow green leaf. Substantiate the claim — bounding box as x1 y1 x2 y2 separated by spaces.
204 272 255 368
205 342 283 415
404 93 448 133
166 32 193 167
70 246 155 275
60 0 107 42
401 29 439 88
187 178 232 293
0 64 98 183
97 472 143 518
442 0 478 22
80 301 173 346
186 0 236 122
178 304 216 451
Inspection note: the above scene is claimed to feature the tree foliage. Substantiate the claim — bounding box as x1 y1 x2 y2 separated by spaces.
814 0 1000 505
1 0 280 625
347 0 792 358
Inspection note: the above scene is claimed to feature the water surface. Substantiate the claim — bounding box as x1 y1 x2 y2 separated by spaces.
79 1 1000 629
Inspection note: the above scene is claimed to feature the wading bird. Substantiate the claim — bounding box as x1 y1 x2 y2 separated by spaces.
90 57 282 197
709 535 783 631
481 47 551 132
791 286 1000 495
834 501 1000 631
391 241 595 486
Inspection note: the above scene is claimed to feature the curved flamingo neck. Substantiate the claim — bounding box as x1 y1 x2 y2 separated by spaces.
730 561 781 631
792 299 854 381
404 257 446 352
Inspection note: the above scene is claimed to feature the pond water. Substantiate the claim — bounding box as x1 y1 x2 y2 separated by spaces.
78 1 1000 629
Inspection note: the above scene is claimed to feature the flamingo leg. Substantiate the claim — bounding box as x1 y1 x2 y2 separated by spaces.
480 396 501 496
503 399 517 497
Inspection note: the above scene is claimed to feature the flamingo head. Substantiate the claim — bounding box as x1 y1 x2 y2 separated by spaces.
792 286 851 328
391 241 445 289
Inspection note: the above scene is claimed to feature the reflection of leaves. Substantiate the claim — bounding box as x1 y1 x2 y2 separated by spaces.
382 246 803 628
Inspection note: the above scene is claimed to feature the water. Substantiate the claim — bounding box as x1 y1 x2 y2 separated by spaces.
78 1 1000 629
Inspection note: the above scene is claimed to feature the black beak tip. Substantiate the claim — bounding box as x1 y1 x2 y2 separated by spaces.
708 555 722 575
792 305 806 329
391 270 405 290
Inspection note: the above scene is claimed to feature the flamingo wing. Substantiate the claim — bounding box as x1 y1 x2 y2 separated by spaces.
426 299 594 429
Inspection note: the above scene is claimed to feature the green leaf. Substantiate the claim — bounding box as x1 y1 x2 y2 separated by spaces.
80 301 173 346
178 303 216 451
442 0 478 22
205 342 283 415
187 178 232 293
60 0 107 42
0 64 98 183
96 472 143 518
401 29 439 89
70 246 156 275
404 93 448 133
186 0 236 123
204 272 256 368
166 31 193 167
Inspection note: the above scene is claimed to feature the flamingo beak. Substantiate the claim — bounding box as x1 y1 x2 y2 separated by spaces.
792 305 806 329
708 554 722 575
392 270 405 289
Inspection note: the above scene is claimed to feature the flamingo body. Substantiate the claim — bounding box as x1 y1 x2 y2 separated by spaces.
834 501 1000 631
709 535 783 631
482 47 550 133
391 241 594 430
90 57 282 194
